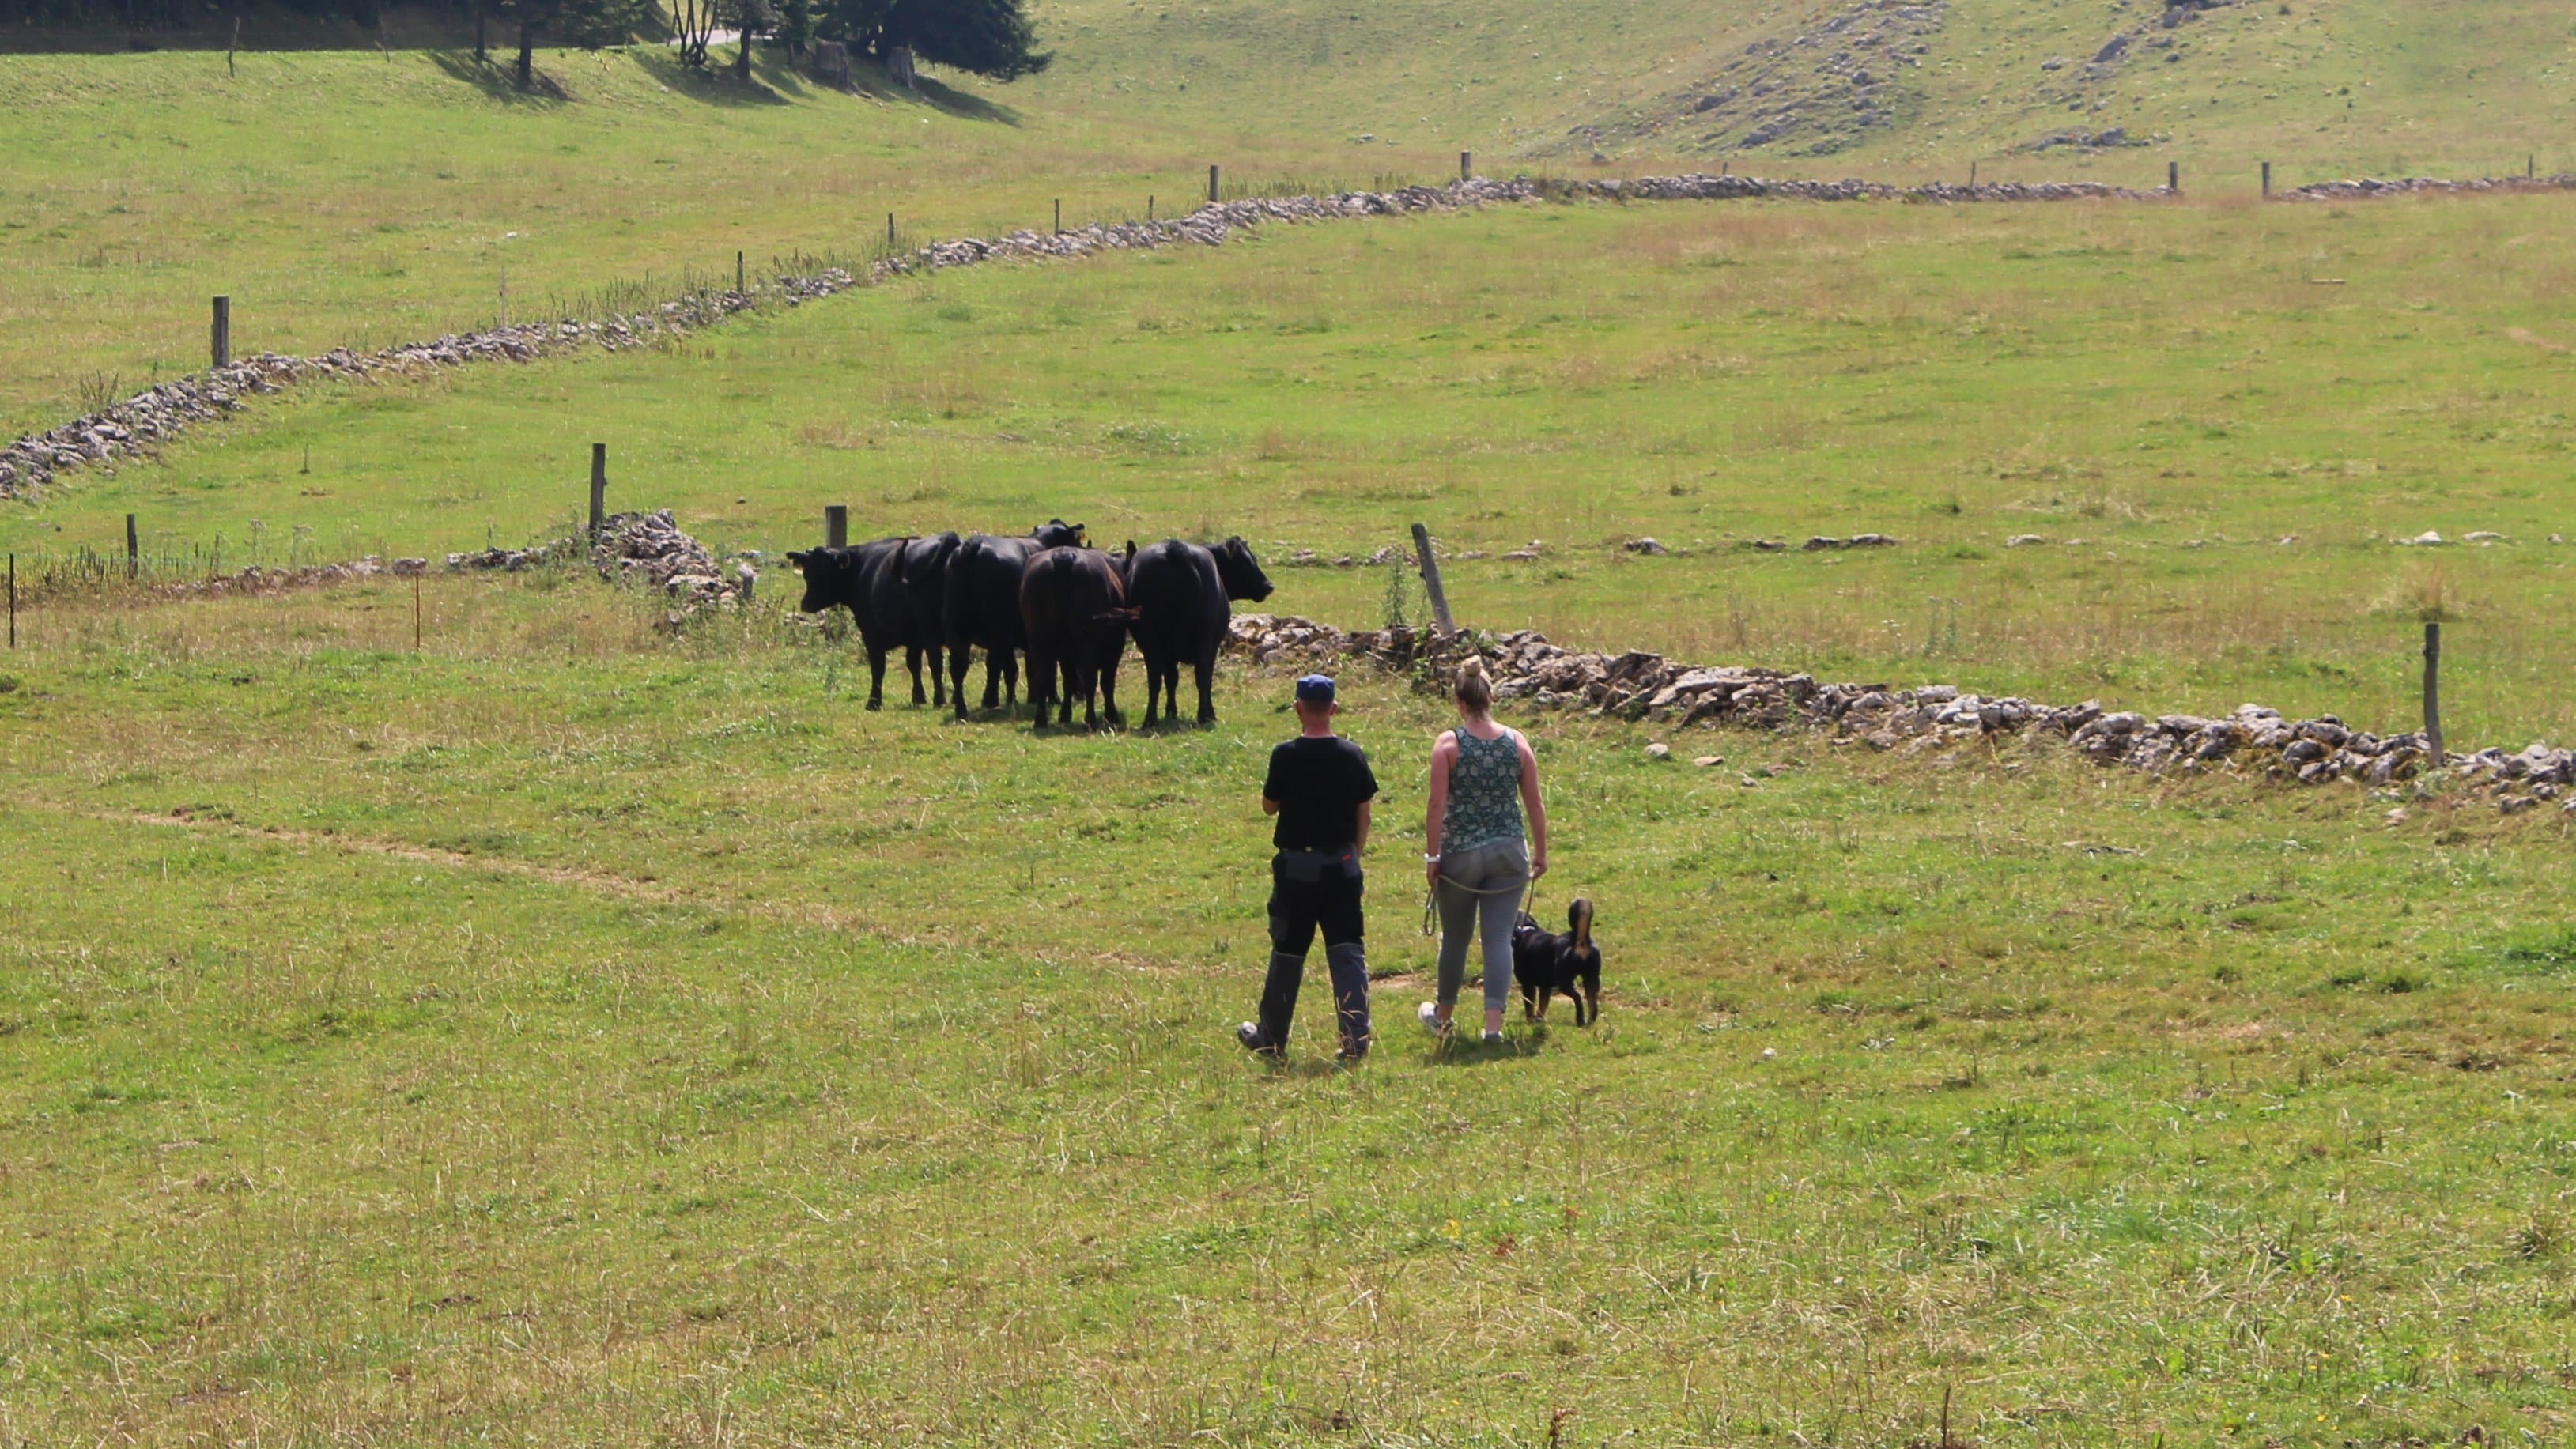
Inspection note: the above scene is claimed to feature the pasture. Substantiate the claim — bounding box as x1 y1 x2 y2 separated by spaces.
2 577 2572 1444
9 187 2576 745
6 16 2576 1445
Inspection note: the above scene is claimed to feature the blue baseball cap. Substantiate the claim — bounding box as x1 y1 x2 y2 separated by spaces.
1295 674 1336 704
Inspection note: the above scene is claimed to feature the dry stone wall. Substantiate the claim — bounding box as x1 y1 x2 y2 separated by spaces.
1226 613 2576 817
2279 175 2576 203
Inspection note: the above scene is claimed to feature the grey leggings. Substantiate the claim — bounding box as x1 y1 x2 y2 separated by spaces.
1435 840 1529 1016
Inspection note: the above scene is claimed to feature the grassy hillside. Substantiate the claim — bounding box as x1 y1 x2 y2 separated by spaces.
5 1 2574 434
3 579 2572 1443
1025 0 2576 177
10 190 2576 745
0 44 1408 438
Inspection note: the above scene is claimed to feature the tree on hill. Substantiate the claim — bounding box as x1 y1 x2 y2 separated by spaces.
489 0 650 85
818 0 1049 81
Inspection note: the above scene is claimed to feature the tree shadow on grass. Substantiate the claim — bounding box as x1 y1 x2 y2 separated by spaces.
428 48 572 107
631 47 794 107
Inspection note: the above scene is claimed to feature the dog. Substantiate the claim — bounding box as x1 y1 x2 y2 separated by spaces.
1511 897 1602 1025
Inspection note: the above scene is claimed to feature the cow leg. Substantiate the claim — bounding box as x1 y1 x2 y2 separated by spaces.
1099 640 1125 729
1137 647 1161 728
980 648 1003 714
1078 658 1099 730
865 644 889 711
904 644 927 707
927 643 946 708
949 645 973 721
1193 642 1218 727
1056 657 1076 727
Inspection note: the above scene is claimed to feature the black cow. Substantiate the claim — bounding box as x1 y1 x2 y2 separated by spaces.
941 519 1087 719
785 537 907 711
1124 537 1275 727
895 532 961 708
1021 545 1132 730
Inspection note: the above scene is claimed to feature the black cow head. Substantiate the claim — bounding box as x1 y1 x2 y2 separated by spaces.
784 548 838 614
1033 519 1087 549
1213 536 1275 603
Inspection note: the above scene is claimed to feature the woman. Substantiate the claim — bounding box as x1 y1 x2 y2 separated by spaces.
1420 657 1548 1043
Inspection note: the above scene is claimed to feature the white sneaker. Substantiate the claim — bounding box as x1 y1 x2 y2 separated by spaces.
1482 1030 1503 1044
1418 1001 1451 1037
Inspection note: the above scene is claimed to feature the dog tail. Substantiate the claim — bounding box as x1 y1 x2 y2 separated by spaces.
1567 897 1593 950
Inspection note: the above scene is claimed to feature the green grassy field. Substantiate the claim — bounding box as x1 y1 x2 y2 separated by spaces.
10 8 2576 1442
2 578 2572 1444
10 187 2576 745
7 0 2576 433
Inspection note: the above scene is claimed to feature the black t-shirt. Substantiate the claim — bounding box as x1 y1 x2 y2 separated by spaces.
1264 735 1380 851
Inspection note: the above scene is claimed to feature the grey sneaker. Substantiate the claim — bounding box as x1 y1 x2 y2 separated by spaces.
1482 1030 1504 1045
1418 1001 1451 1038
1237 1022 1279 1057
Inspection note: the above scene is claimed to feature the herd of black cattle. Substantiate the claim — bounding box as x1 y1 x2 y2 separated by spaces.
786 520 1277 729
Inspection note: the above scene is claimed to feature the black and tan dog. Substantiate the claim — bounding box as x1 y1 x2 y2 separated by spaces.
1511 898 1602 1025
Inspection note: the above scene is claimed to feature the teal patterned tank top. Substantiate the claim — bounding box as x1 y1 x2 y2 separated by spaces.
1441 726 1525 853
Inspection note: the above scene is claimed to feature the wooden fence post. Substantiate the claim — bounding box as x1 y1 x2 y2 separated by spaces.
2168 161 2180 194
210 296 231 368
1460 151 1471 181
126 513 138 580
7 553 16 650
1410 523 1457 636
1054 198 1062 234
588 443 607 538
2422 621 2445 760
1208 164 1220 204
825 505 848 549
887 213 896 250
2261 161 2272 198
736 250 745 292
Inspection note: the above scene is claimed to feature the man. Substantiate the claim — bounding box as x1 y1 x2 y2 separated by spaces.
1237 674 1379 1062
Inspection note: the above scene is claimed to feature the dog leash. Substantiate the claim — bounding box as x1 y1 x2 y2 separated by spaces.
1418 871 1540 939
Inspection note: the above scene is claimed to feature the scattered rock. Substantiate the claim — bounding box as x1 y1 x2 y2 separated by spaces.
1625 537 1670 556
2005 534 2048 548
2466 530 2506 544
1694 754 1725 767
1645 742 1672 760
2400 530 2447 547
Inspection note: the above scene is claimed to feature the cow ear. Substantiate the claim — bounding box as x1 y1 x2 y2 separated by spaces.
786 550 810 567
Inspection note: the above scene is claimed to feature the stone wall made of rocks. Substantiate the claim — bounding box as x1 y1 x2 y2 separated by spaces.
2278 175 2576 203
1225 613 2576 818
